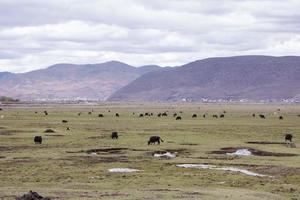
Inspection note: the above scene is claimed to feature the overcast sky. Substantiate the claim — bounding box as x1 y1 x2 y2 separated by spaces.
0 0 300 72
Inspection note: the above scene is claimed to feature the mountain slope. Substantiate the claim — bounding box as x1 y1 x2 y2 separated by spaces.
108 56 300 102
0 61 161 100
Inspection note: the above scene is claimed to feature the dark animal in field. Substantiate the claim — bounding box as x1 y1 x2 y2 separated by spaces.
145 112 149 116
252 114 256 117
219 114 225 118
78 112 81 116
66 127 70 131
179 111 183 113
98 114 104 117
148 136 164 145
44 111 48 116
285 134 293 142
157 113 162 117
298 114 300 117
35 111 38 114
34 136 42 144
111 131 118 139
62 120 68 123
213 115 218 118
279 116 283 120
259 114 265 119
132 112 135 115
150 112 153 116
44 129 55 133
88 112 92 115
176 116 182 120
139 114 144 117
223 110 226 113
162 112 168 117
16 190 51 200
203 114 206 118
0 108 2 111
173 113 177 117
115 113 120 117
108 110 111 112
192 114 197 118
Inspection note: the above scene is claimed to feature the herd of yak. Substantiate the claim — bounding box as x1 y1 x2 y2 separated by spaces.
32 109 295 145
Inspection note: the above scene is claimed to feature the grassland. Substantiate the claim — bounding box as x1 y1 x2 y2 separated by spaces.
0 103 299 200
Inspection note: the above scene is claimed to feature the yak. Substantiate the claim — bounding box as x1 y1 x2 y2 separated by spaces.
111 132 118 139
148 136 164 145
285 134 293 142
34 136 42 144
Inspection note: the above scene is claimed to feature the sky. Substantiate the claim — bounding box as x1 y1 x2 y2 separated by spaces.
0 0 300 73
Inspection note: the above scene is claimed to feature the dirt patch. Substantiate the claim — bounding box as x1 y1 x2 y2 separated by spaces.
210 147 297 157
45 134 65 137
13 157 31 160
0 129 32 136
247 141 286 144
65 155 129 163
87 135 106 139
180 143 198 146
86 148 128 154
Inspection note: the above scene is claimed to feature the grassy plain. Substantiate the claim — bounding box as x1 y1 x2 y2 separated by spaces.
0 103 299 199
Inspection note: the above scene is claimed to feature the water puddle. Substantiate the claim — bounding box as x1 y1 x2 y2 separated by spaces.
176 164 268 177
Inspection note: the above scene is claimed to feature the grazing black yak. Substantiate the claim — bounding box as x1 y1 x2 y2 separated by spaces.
252 114 256 117
279 116 283 120
285 134 293 142
173 113 177 117
34 136 42 144
157 113 162 117
162 112 168 117
192 114 197 118
98 114 104 117
115 113 120 117
148 136 164 145
111 132 118 139
176 116 182 120
219 114 225 118
139 114 144 117
44 111 48 116
66 127 70 131
203 114 206 118
62 120 68 123
259 114 265 119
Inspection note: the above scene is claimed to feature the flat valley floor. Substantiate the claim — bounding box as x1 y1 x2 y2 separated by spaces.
0 103 299 199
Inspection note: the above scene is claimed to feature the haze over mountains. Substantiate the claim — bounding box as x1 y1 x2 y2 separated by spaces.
1 55 300 102
0 61 160 101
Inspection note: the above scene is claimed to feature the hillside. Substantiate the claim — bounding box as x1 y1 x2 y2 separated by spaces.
108 56 300 102
0 61 161 100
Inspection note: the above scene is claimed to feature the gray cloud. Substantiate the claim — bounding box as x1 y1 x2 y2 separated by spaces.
0 0 300 72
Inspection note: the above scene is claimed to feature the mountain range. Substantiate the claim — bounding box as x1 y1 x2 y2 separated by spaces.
1 55 300 102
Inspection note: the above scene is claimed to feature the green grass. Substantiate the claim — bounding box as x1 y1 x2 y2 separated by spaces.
0 103 299 199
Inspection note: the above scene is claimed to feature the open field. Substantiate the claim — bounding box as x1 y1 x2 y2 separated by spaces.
0 103 299 200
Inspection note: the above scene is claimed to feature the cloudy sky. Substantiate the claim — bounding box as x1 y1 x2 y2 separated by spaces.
0 0 300 72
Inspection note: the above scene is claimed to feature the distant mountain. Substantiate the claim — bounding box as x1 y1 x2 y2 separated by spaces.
0 61 161 100
108 56 300 102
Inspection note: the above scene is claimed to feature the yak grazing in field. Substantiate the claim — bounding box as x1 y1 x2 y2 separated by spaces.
252 114 256 117
285 134 293 142
44 111 48 116
111 132 118 139
279 116 283 120
259 114 265 119
115 113 120 117
98 114 104 117
148 136 164 145
192 114 197 118
176 116 182 120
34 136 42 144
62 120 68 123
139 114 144 117
219 114 225 118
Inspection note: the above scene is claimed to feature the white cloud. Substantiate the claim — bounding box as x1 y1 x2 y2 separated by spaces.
0 0 299 72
